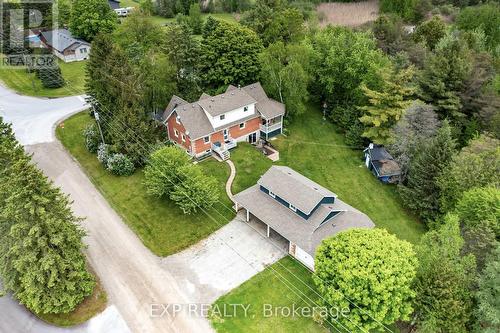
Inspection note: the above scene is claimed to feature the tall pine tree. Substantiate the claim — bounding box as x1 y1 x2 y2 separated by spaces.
0 118 94 314
398 120 456 222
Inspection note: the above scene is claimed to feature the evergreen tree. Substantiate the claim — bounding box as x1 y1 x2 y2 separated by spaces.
0 119 94 315
38 61 65 88
388 102 439 182
474 245 500 333
164 23 201 100
398 121 456 222
187 3 203 34
359 66 415 144
412 16 447 50
413 215 476 332
417 33 471 123
437 135 500 213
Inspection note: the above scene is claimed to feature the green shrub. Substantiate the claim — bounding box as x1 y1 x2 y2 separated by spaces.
106 153 135 176
97 143 111 166
83 123 100 153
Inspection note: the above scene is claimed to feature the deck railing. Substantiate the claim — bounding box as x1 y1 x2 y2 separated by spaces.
260 122 282 133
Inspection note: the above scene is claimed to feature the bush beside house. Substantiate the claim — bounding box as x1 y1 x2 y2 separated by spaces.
144 146 220 214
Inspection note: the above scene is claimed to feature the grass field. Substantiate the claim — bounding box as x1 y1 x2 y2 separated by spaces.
56 112 235 257
317 1 379 27
0 58 86 97
36 269 107 327
273 106 424 244
211 257 328 333
147 12 237 26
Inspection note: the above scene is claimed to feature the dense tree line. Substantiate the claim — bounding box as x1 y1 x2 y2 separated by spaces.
0 118 94 315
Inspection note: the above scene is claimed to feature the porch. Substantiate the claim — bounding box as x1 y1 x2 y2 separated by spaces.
212 137 237 161
260 115 283 140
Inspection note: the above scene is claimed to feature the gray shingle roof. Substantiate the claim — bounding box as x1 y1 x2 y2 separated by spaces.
162 82 285 140
234 184 374 255
174 104 214 140
258 166 336 214
40 29 89 53
256 99 285 119
198 89 256 117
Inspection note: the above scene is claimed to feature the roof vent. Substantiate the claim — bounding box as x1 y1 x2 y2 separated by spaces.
211 98 214 102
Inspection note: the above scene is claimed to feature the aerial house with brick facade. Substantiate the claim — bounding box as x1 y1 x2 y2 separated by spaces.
162 83 285 160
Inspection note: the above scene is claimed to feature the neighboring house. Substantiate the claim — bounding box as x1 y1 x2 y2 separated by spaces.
162 83 285 161
364 143 401 184
108 0 134 16
234 166 375 270
39 29 90 63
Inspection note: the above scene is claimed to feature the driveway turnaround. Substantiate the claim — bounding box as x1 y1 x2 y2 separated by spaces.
161 212 287 304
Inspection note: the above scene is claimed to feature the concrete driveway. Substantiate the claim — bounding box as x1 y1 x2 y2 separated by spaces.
162 213 287 304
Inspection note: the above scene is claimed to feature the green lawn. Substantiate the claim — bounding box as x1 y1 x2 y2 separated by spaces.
230 107 424 245
56 112 235 257
211 257 329 333
147 12 237 26
272 106 425 244
0 59 86 97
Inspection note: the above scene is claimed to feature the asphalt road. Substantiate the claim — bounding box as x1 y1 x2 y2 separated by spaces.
0 84 88 145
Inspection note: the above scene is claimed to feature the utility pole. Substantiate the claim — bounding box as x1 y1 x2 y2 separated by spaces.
94 111 105 144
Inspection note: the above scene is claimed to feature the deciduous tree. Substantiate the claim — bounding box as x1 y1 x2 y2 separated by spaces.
314 228 417 332
200 20 263 90
70 0 116 42
259 42 312 118
359 66 415 144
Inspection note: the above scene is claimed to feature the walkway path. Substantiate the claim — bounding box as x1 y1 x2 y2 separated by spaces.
225 160 236 204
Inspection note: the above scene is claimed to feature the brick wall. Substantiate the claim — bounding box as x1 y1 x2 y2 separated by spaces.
166 113 191 151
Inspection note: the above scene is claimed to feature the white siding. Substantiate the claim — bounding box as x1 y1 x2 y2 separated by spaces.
291 243 315 270
204 103 256 129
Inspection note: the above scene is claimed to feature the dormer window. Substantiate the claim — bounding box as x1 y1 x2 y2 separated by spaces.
269 191 276 198
289 204 297 212
244 106 249 112
220 114 225 120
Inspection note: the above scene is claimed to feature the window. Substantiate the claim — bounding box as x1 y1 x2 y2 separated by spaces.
203 136 210 144
244 106 249 112
181 134 186 142
174 129 179 137
220 114 225 120
269 191 276 198
175 116 180 124
289 204 297 212
239 122 245 129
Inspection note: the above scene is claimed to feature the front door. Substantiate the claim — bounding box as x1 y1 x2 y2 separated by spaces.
248 132 257 144
223 128 229 141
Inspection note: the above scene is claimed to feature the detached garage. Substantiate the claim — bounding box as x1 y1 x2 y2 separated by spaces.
234 166 375 271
